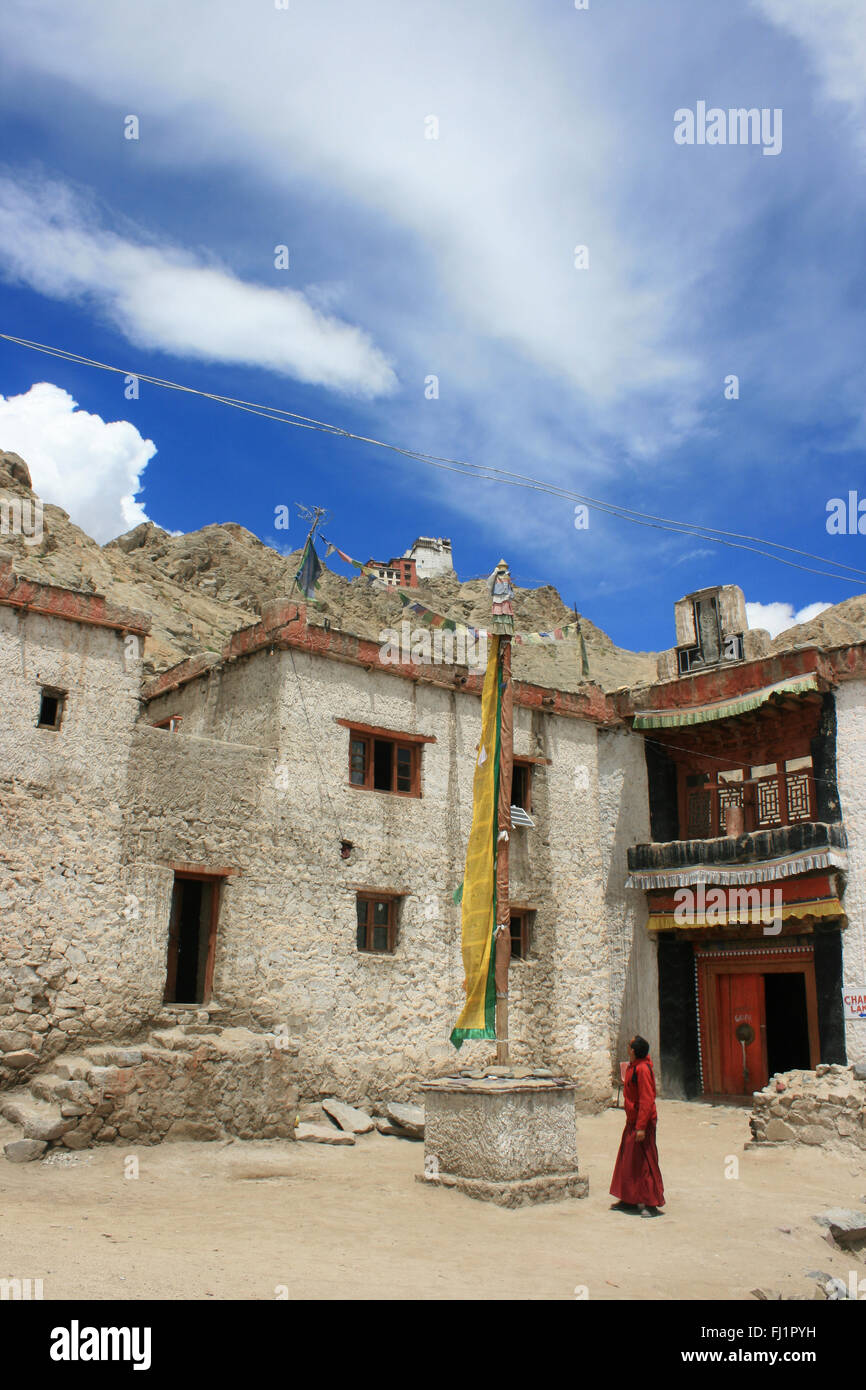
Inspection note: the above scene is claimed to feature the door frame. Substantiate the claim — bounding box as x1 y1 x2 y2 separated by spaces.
163 870 224 1005
696 944 820 1096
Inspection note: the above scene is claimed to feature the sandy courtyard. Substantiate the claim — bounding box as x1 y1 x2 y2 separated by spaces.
3 1099 864 1301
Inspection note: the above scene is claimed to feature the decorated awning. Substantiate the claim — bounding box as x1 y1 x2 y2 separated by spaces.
632 673 820 731
643 871 845 931
626 846 847 891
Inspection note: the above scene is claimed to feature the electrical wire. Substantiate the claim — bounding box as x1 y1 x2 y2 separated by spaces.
3 331 865 587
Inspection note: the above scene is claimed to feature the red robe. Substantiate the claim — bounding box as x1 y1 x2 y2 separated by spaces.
609 1056 665 1207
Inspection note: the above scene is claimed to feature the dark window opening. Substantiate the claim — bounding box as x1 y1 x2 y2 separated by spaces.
37 688 66 730
347 731 420 796
153 715 182 732
164 875 220 1004
373 739 393 790
511 762 532 812
356 894 398 953
509 909 534 960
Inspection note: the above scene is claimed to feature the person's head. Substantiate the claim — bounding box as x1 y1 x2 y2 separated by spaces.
629 1035 650 1061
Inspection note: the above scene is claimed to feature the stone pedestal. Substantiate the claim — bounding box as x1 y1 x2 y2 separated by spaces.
417 1073 588 1207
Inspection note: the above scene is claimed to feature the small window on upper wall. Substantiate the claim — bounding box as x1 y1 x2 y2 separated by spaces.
509 909 535 960
356 893 400 953
348 733 420 796
511 760 533 812
37 687 66 730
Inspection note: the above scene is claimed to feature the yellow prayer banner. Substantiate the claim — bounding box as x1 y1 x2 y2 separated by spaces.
451 636 500 1046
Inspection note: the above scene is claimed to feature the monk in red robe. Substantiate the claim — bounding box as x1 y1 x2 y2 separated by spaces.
610 1034 665 1216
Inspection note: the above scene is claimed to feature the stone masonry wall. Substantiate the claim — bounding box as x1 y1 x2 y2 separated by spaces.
139 648 615 1106
6 1030 298 1151
0 608 145 1084
835 680 866 1066
598 727 656 1084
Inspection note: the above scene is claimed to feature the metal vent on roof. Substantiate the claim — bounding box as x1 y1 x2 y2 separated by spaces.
510 805 535 829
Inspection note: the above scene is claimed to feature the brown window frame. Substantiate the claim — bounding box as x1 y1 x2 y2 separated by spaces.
340 721 434 798
356 892 400 954
37 686 66 730
509 907 534 961
679 757 815 839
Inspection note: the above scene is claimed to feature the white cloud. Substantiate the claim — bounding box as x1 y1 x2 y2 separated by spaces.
746 598 833 638
0 178 397 398
753 0 866 128
0 382 155 542
0 1 693 410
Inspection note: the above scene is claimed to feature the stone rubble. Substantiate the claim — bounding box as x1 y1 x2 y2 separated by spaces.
748 1064 866 1152
382 1102 424 1139
295 1123 355 1146
321 1098 375 1134
812 1208 866 1252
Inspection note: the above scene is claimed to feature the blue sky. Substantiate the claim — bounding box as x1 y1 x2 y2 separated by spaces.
0 0 864 652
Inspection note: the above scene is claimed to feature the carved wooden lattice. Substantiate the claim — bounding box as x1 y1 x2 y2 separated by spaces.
785 771 812 822
756 776 782 826
718 783 744 832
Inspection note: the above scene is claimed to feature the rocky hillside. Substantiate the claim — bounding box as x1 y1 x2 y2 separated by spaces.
3 448 864 690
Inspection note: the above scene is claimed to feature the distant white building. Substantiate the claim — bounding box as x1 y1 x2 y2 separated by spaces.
404 537 453 581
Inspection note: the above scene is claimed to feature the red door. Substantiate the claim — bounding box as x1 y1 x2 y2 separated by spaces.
716 973 767 1095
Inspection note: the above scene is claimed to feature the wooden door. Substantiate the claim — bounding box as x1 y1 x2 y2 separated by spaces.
716 972 767 1094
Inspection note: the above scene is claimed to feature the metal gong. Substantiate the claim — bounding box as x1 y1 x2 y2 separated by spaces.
735 1022 755 1045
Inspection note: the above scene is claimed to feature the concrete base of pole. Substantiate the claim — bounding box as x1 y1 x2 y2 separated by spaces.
418 1073 588 1207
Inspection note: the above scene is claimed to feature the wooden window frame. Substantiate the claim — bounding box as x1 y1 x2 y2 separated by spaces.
339 721 434 798
678 757 815 839
509 906 535 961
356 892 400 954
37 686 66 730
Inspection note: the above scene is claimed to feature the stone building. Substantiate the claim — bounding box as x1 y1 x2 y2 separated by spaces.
1 559 865 1132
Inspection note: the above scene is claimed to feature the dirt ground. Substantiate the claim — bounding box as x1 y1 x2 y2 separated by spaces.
2 1099 864 1301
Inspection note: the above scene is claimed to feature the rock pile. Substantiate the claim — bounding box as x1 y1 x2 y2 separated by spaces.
748 1064 866 1151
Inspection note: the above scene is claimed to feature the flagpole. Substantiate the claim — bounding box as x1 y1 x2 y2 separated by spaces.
491 560 515 1066
494 631 513 1064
